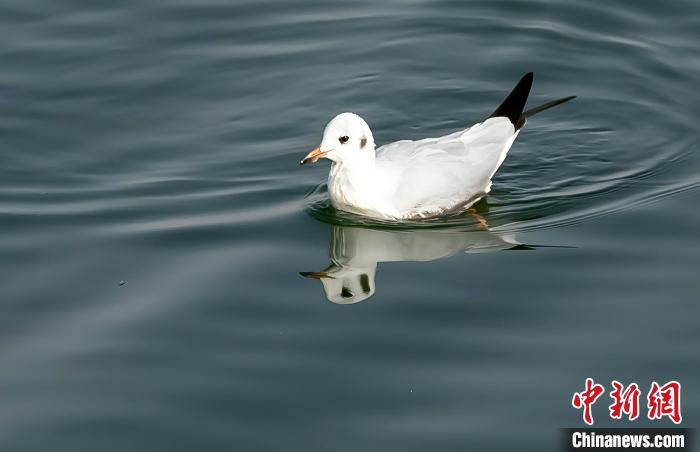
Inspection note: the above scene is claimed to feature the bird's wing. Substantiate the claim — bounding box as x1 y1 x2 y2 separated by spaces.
370 73 575 218
375 117 518 216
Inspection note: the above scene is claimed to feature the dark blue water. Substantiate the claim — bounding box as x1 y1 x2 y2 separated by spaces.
1 0 698 450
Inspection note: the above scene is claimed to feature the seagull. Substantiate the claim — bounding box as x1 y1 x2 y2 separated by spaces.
300 72 575 220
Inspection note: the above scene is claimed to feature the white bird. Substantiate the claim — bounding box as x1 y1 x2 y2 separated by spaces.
301 72 574 220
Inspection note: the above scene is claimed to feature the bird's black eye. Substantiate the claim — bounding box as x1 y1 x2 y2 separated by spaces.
339 135 349 144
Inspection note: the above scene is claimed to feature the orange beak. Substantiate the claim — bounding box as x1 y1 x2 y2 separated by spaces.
300 147 328 165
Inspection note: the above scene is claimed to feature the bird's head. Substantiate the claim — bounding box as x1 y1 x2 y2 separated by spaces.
300 112 375 165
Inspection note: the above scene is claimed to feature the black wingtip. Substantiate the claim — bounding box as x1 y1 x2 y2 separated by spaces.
522 95 576 119
489 72 534 129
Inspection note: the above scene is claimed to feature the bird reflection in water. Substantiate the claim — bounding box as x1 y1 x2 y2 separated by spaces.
301 213 528 304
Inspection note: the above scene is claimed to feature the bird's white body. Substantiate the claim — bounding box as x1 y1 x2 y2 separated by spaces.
300 73 573 220
327 116 518 220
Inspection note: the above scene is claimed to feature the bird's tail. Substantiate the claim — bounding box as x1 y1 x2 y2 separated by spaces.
489 72 533 130
489 72 575 129
522 95 576 119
